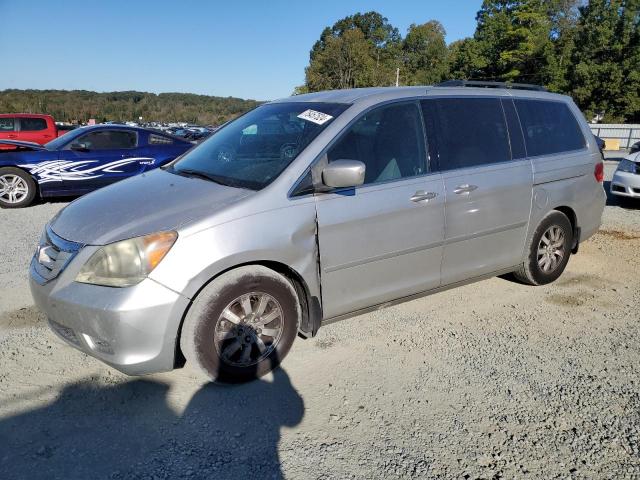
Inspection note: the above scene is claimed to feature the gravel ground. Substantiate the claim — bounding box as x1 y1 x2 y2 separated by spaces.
1 157 639 479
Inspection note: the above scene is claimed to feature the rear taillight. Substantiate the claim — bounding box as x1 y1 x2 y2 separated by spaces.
594 161 604 183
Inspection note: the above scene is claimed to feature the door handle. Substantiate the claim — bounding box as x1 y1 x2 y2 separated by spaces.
410 190 438 202
453 184 478 195
7 134 17 139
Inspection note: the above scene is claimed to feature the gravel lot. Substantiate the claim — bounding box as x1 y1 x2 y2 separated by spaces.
1 156 639 479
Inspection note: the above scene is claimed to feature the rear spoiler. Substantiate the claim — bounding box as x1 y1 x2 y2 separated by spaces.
0 140 47 151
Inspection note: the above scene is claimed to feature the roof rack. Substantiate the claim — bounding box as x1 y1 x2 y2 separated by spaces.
435 80 547 92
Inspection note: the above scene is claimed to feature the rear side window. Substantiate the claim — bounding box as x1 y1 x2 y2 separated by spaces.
328 102 426 185
421 98 511 171
149 133 174 145
20 118 47 131
514 100 586 156
0 118 15 131
75 130 137 150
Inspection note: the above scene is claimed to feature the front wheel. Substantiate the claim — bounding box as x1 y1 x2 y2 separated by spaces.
514 211 573 285
0 167 37 208
180 266 300 383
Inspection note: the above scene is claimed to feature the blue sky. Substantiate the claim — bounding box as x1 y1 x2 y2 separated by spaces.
0 0 481 100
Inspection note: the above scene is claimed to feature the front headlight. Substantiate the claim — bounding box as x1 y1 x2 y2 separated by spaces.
76 231 177 287
617 158 637 173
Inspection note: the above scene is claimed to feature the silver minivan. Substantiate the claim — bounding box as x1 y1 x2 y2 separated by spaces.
30 83 606 382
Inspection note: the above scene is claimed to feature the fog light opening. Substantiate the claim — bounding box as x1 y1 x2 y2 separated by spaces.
82 334 114 354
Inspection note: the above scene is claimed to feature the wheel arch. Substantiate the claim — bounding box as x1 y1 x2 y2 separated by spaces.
552 205 579 250
173 260 320 369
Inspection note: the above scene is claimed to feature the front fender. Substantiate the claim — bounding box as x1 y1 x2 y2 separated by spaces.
149 199 321 312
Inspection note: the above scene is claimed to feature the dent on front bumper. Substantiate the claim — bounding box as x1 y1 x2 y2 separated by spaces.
611 170 640 198
29 258 191 375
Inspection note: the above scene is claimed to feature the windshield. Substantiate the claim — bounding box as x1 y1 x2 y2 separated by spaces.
167 102 349 190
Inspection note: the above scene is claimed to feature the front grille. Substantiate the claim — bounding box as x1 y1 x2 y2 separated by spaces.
33 226 83 282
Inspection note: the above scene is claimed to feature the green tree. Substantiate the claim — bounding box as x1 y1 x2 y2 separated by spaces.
304 11 401 91
544 0 582 91
473 0 557 84
0 89 260 125
402 21 449 85
300 3 640 122
310 11 401 60
569 0 640 122
305 28 377 91
447 38 486 79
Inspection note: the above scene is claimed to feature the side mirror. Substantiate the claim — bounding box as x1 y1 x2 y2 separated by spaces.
322 160 365 188
70 142 89 151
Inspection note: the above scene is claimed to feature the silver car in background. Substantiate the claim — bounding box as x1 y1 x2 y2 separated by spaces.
30 83 605 383
610 151 640 199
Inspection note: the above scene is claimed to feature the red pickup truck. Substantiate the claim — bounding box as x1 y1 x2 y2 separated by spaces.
0 114 62 148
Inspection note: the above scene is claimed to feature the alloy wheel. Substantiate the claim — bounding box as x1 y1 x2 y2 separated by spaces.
537 225 566 273
214 292 284 367
0 174 29 204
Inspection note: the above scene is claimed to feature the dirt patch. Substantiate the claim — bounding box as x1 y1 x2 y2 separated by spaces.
0 306 45 330
545 293 586 307
313 338 335 350
555 273 610 290
597 229 640 240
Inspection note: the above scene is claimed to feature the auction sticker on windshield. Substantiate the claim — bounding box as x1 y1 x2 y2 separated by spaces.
297 109 333 125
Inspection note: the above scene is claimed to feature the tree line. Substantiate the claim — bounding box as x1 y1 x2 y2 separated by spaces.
0 89 261 125
299 1 640 123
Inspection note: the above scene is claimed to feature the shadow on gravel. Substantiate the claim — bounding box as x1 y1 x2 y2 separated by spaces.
34 195 77 206
0 366 303 479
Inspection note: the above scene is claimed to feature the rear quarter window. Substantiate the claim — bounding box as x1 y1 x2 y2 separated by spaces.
148 133 174 145
20 118 48 131
514 99 586 157
0 118 16 131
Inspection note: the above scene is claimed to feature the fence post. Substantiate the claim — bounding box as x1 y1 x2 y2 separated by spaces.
628 128 633 150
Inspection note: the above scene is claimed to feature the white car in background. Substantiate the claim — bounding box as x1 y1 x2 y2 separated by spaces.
611 152 640 199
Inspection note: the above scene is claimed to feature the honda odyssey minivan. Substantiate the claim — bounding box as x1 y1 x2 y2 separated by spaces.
30 82 606 382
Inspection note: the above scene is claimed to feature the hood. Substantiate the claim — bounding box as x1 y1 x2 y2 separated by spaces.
0 140 47 151
50 169 254 245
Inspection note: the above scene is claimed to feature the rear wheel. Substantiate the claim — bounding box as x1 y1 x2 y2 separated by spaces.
0 167 36 208
514 211 573 285
180 266 300 383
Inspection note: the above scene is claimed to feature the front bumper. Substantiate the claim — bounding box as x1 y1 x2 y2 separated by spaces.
611 170 640 198
30 257 191 375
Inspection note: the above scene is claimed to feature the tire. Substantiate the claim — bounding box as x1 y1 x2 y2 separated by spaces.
180 265 300 383
0 167 37 208
514 211 573 286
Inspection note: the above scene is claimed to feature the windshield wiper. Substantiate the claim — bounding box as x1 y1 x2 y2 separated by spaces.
173 168 232 186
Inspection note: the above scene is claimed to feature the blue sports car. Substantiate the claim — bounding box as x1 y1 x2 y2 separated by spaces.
0 125 193 208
